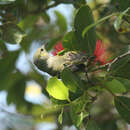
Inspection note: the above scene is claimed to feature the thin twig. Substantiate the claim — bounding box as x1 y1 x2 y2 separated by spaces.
43 2 60 11
107 50 130 71
91 50 130 72
31 2 60 14
90 63 109 72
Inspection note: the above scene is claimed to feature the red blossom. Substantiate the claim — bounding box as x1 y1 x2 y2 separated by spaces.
94 40 111 65
51 42 64 56
52 40 111 65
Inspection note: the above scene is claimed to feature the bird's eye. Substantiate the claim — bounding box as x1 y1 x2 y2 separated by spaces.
41 48 44 51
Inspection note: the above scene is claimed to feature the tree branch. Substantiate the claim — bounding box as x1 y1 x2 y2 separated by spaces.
91 50 130 72
43 2 60 11
31 2 60 14
107 50 130 71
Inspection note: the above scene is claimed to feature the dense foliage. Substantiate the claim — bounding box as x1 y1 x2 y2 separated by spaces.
0 0 130 130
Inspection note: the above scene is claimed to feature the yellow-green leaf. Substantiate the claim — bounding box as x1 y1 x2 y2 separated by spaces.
105 79 126 93
46 77 69 101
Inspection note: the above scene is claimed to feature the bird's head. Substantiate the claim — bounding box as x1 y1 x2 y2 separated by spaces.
33 44 50 69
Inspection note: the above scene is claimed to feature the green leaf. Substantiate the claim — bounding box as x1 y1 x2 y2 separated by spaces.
46 36 62 51
61 68 85 93
73 0 86 8
112 0 130 11
110 45 130 79
0 50 20 90
70 94 90 127
82 13 116 38
54 11 67 33
0 40 7 59
20 25 52 52
61 69 77 92
51 97 68 105
113 62 130 80
25 0 39 12
58 108 63 124
115 77 130 92
70 106 84 127
41 12 50 23
74 5 96 55
114 96 130 124
18 15 39 31
6 72 33 113
20 35 33 52
105 79 126 93
63 31 78 51
7 72 26 105
114 10 130 33
86 120 101 130
20 27 43 52
46 77 69 101
100 120 118 130
2 25 25 44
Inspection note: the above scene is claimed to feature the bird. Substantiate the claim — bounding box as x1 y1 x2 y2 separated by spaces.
33 44 88 77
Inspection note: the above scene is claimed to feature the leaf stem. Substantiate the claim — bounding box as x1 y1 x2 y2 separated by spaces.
100 83 116 97
101 83 130 112
82 13 119 37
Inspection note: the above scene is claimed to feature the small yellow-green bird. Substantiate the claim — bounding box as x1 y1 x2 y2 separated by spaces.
33 44 88 76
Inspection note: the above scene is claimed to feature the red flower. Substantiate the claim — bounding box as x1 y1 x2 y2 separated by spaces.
52 40 112 65
51 42 64 56
94 40 111 65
